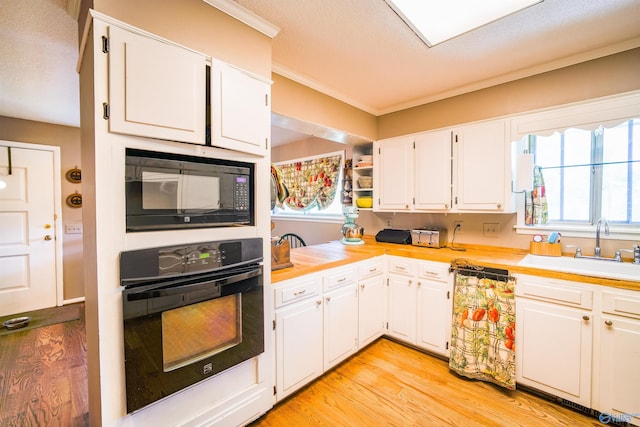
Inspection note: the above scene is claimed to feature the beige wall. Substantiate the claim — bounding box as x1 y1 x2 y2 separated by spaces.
378 48 640 138
0 116 84 301
271 73 378 142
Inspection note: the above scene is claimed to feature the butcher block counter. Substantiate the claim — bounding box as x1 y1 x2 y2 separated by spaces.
271 236 640 291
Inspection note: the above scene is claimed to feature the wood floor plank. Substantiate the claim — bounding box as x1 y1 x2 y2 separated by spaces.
252 338 602 427
0 303 87 427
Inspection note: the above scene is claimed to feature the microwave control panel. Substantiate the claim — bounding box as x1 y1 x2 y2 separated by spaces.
234 175 250 211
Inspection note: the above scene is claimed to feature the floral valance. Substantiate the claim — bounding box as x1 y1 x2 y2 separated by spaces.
275 152 343 211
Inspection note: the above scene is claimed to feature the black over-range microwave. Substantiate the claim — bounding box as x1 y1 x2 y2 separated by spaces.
125 148 254 231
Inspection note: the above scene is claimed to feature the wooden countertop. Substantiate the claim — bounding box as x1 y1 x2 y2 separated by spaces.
271 236 640 292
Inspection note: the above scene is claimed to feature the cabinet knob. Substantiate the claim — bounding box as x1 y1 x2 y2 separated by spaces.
325 297 331 303
604 320 613 326
316 300 322 306
44 235 52 241
582 315 590 321
360 284 365 289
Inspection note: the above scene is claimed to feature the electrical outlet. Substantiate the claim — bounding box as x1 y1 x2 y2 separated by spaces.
483 223 500 237
386 219 392 227
65 224 83 234
454 221 464 234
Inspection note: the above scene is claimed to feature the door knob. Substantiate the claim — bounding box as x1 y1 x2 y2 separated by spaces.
44 235 52 241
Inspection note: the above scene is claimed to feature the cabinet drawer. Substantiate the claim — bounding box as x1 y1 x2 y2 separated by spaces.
357 257 384 279
515 275 592 309
602 290 640 319
323 265 357 292
416 260 450 282
275 275 321 309
388 256 416 277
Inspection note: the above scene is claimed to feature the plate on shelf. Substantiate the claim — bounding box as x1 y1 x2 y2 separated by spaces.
355 161 373 168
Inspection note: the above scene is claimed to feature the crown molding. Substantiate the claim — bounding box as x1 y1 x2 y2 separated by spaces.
202 0 280 38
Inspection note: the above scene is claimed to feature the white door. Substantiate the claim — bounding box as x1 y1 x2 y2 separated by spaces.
374 138 413 211
323 283 358 370
0 143 59 316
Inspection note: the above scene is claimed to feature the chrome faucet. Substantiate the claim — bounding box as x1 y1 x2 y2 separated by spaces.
594 217 609 257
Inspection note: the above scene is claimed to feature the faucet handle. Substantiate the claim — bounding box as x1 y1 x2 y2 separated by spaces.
620 246 640 264
565 245 582 258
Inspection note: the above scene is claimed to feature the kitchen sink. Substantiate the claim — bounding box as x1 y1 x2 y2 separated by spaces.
518 254 640 281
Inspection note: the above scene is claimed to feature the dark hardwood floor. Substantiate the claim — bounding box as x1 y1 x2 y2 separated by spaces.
0 305 88 427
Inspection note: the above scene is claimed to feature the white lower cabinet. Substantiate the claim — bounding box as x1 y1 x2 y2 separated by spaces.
357 257 386 348
596 289 640 425
323 283 358 370
416 260 453 357
274 274 323 400
515 275 593 408
386 257 453 356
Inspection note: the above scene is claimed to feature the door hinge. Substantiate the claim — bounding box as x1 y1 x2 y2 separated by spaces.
265 94 269 106
265 138 269 150
273 386 277 396
413 140 415 149
386 278 389 286
454 196 458 205
378 147 381 154
447 291 450 299
446 341 449 350
412 197 415 205
101 35 109 53
272 319 276 330
386 322 389 329
102 103 110 120
454 134 459 143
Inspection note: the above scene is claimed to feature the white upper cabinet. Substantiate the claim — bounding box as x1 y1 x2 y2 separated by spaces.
454 120 510 211
374 119 515 213
374 137 414 211
107 26 207 144
414 129 452 211
211 59 271 156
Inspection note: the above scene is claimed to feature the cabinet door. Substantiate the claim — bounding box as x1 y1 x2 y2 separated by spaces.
211 60 270 156
516 299 592 407
387 274 417 344
358 275 386 348
324 283 359 370
416 280 452 356
598 315 640 425
454 120 509 211
275 297 323 400
414 130 452 210
108 26 206 144
374 138 413 211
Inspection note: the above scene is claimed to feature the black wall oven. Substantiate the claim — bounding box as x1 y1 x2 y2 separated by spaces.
120 238 263 413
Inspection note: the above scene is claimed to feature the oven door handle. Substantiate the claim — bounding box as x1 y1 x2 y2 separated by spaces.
126 267 262 301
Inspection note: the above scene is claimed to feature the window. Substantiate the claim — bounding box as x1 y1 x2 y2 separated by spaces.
271 151 345 220
527 119 639 226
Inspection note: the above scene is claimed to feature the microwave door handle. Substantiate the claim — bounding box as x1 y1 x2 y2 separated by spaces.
126 267 262 301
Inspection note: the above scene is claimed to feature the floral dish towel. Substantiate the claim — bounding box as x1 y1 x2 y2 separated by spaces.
449 268 516 390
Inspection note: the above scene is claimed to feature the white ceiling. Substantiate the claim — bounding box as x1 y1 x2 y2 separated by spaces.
1 0 639 146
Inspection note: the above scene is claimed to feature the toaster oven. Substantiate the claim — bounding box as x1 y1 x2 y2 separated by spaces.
411 228 448 248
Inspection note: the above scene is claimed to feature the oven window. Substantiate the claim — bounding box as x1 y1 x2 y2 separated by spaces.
161 293 242 372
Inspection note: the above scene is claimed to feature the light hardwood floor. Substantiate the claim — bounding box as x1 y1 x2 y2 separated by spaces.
251 338 602 427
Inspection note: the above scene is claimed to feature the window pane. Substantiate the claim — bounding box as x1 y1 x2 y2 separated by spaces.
561 129 591 221
602 121 630 221
632 119 640 223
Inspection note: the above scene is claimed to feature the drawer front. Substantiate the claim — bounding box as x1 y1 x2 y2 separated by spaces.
416 260 450 282
275 275 321 309
323 265 357 292
515 275 593 309
357 257 384 279
602 290 640 319
388 256 416 277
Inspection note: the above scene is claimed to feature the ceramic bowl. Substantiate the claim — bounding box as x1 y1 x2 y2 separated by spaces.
357 177 373 188
356 197 373 208
3 316 30 330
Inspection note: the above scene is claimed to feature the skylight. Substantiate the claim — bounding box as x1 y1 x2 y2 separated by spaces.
386 0 543 47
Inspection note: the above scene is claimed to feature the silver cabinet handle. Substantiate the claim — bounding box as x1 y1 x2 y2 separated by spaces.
293 289 306 296
316 300 322 306
604 320 613 326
